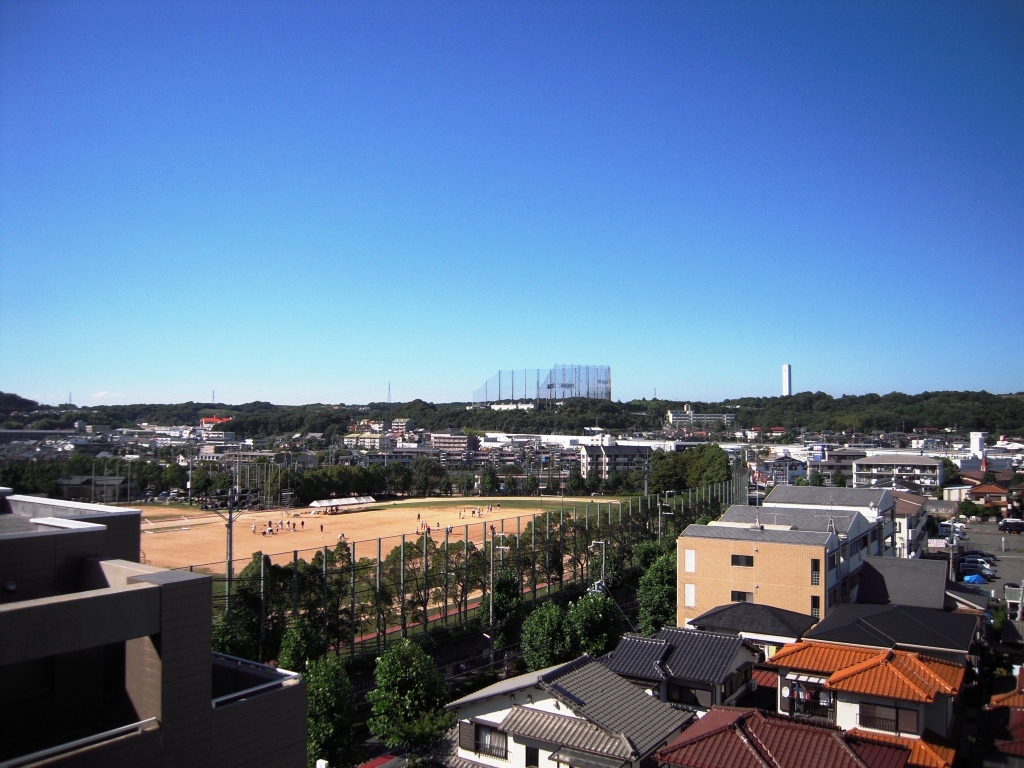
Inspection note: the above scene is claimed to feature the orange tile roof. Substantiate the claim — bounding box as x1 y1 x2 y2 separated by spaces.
847 730 955 768
826 649 964 703
989 690 1024 709
764 641 879 675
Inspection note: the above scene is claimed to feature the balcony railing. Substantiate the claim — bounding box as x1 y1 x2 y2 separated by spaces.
859 714 898 733
477 742 508 760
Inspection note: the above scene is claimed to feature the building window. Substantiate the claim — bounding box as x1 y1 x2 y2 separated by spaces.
684 549 696 573
684 583 695 607
858 703 918 735
460 722 508 760
811 559 820 586
731 591 754 603
811 595 820 619
731 554 754 567
526 747 539 768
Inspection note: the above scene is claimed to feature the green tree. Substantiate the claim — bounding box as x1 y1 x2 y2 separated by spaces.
211 612 260 661
832 470 848 488
305 655 357 768
566 467 585 495
808 471 825 487
278 615 328 672
479 568 524 651
481 465 499 495
632 540 672 570
366 640 455 753
521 601 575 671
566 592 625 657
636 552 677 635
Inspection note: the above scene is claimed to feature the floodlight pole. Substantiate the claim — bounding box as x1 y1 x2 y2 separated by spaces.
591 540 606 583
488 535 509 666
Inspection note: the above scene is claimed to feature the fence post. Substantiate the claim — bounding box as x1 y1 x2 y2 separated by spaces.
400 534 406 638
350 540 357 658
322 545 329 646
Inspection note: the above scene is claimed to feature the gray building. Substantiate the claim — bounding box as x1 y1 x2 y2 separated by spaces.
0 488 306 768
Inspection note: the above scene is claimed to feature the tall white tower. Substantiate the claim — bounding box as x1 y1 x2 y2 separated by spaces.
782 364 792 397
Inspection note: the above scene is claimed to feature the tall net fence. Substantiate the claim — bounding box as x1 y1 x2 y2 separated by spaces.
472 364 611 404
194 471 746 674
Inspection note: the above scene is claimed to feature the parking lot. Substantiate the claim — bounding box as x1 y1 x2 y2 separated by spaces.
951 519 1024 601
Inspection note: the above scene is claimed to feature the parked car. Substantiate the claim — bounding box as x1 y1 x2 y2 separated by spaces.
962 573 990 584
962 561 995 573
961 564 995 579
999 518 1024 533
963 550 998 562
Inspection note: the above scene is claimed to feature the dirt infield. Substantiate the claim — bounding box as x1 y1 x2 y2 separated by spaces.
140 497 603 572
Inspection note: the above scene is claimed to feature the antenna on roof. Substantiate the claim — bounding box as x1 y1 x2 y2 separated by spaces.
828 516 836 534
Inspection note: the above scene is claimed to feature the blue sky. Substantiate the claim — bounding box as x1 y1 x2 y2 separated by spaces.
2 1 1021 407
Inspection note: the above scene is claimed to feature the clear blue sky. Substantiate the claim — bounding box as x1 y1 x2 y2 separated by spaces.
2 1 1021 407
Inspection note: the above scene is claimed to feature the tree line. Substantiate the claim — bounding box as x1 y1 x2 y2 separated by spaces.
6 389 1022 436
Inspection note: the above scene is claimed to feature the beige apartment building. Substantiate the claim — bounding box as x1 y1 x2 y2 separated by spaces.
677 526 844 628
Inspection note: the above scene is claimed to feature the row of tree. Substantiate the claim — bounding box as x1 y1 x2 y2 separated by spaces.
7 389 1021 435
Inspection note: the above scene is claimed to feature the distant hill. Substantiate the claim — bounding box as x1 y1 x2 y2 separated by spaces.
2 390 1022 436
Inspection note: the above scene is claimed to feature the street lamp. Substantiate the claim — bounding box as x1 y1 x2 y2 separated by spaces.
589 540 607 593
489 534 509 666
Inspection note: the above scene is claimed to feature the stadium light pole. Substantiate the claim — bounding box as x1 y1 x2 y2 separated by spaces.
488 534 509 666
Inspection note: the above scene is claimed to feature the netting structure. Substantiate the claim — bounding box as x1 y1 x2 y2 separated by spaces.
472 364 611 404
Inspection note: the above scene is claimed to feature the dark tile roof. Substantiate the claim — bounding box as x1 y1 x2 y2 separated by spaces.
856 556 950 610
598 635 671 681
804 604 977 656
689 603 817 639
602 628 753 686
448 656 690 759
501 707 632 759
763 486 891 509
658 707 910 768
543 656 692 757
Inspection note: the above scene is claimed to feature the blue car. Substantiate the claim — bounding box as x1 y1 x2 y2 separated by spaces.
962 573 988 584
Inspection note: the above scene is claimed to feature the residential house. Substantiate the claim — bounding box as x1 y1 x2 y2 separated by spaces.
968 483 1012 516
985 668 1024 765
439 656 692 768
657 706 911 768
600 628 758 714
886 491 934 558
764 641 962 767
803 604 979 665
855 555 990 616
767 456 807 487
688 603 817 660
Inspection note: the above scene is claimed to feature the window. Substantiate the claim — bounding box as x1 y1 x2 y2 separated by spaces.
526 747 539 768
811 595 820 619
858 703 918 735
811 558 820 586
684 549 696 573
731 554 754 567
684 583 695 607
460 722 508 759
731 591 753 603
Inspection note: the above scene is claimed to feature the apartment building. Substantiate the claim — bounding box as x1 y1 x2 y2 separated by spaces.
677 525 842 627
579 443 652 481
852 454 944 491
430 430 481 453
0 488 306 768
666 405 736 429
